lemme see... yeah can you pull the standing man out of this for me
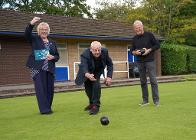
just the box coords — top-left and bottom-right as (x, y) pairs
(25, 17), (59, 114)
(131, 20), (160, 106)
(75, 41), (113, 115)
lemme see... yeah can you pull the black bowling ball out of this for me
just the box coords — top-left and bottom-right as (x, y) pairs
(100, 116), (109, 125)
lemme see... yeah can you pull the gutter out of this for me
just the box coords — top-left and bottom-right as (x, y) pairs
(0, 31), (133, 41)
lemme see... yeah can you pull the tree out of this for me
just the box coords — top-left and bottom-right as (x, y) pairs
(95, 0), (141, 21)
(179, 0), (196, 17)
(138, 0), (195, 44)
(179, 0), (196, 46)
(0, 0), (92, 18)
(0, 0), (7, 9)
(95, 3), (131, 21)
(185, 30), (196, 46)
(94, 0), (195, 45)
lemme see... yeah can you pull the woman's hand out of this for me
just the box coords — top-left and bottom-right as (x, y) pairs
(30, 17), (41, 25)
(46, 54), (55, 60)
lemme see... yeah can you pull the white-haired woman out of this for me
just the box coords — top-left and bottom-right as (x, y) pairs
(25, 17), (59, 115)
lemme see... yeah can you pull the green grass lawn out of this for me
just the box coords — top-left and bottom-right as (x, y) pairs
(0, 81), (196, 140)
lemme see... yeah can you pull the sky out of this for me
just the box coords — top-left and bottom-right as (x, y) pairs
(86, 0), (142, 11)
(86, 0), (126, 10)
(85, 0), (141, 18)
(86, 0), (99, 9)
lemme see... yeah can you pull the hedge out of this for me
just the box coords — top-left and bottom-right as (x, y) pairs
(186, 46), (196, 72)
(161, 43), (187, 75)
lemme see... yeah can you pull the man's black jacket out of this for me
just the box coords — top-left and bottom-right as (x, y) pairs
(131, 31), (160, 62)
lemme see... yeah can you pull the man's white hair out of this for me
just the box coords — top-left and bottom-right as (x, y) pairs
(90, 41), (101, 48)
(133, 20), (143, 26)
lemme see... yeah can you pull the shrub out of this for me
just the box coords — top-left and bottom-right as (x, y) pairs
(186, 46), (196, 72)
(185, 30), (196, 47)
(161, 43), (187, 75)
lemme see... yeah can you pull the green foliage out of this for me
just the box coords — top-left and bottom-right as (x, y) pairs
(0, 0), (6, 8)
(161, 43), (196, 75)
(95, 2), (134, 21)
(1, 0), (92, 17)
(186, 46), (196, 72)
(141, 0), (196, 45)
(161, 43), (187, 75)
(185, 30), (196, 46)
(95, 0), (195, 46)
(142, 0), (191, 37)
(179, 0), (196, 17)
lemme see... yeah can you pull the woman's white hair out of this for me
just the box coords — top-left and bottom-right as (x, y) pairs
(37, 22), (50, 35)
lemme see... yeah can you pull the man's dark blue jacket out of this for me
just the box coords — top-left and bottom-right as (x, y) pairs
(24, 24), (59, 74)
(75, 48), (113, 85)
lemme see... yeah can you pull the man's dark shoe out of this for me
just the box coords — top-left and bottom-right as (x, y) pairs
(154, 101), (160, 106)
(139, 101), (149, 106)
(84, 104), (92, 111)
(89, 105), (99, 115)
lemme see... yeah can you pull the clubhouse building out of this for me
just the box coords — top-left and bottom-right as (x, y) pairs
(0, 9), (161, 86)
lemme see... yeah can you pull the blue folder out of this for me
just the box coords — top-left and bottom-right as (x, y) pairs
(34, 49), (49, 60)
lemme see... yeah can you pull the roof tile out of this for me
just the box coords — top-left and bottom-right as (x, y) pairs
(0, 9), (134, 39)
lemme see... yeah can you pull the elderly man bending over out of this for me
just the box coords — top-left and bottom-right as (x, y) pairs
(75, 41), (113, 115)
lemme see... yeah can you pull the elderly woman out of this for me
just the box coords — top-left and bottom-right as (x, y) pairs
(25, 17), (59, 115)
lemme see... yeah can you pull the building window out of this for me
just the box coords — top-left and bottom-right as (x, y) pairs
(77, 43), (107, 60)
(78, 43), (90, 59)
(56, 41), (68, 66)
(102, 44), (106, 48)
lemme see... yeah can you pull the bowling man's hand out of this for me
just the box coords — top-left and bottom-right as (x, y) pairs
(104, 77), (112, 86)
(85, 73), (97, 81)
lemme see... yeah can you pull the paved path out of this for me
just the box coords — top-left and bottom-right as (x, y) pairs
(0, 75), (187, 98)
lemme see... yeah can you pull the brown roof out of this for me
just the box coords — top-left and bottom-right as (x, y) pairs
(0, 9), (135, 40)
